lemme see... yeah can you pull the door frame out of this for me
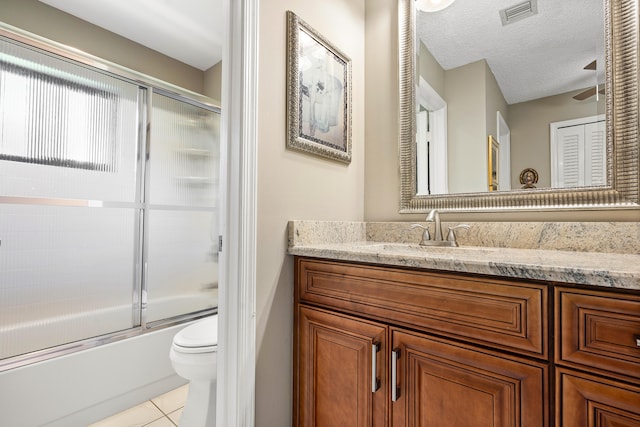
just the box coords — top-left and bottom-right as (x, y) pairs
(218, 0), (258, 425)
(416, 76), (448, 195)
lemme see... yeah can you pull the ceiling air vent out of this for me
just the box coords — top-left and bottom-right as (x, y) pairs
(500, 0), (538, 26)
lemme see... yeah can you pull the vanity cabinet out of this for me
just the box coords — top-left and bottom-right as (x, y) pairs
(293, 257), (549, 426)
(294, 257), (640, 427)
(390, 329), (547, 427)
(296, 305), (388, 427)
(555, 288), (640, 427)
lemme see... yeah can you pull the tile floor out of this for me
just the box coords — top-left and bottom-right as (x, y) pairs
(89, 384), (188, 427)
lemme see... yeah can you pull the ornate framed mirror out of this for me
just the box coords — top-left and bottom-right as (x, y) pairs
(399, 0), (639, 212)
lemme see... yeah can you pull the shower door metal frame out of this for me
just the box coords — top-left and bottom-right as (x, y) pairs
(0, 23), (220, 372)
(140, 87), (221, 330)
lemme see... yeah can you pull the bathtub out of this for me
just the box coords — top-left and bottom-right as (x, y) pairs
(0, 290), (218, 361)
(0, 291), (217, 426)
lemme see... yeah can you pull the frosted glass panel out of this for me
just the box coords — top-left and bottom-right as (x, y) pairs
(0, 32), (221, 367)
(145, 210), (218, 322)
(0, 204), (138, 359)
(148, 93), (220, 207)
(0, 38), (141, 202)
(145, 92), (220, 322)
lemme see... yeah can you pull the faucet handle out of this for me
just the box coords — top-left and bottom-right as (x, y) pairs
(446, 224), (470, 246)
(410, 223), (431, 244)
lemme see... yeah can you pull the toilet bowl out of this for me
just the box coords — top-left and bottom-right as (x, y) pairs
(170, 315), (218, 427)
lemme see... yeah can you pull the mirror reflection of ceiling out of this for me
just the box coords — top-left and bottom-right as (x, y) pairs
(417, 0), (605, 104)
(37, 0), (224, 70)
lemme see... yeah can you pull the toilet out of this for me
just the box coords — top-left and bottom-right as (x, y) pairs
(170, 315), (218, 427)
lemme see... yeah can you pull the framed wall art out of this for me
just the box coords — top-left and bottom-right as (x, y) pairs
(286, 11), (352, 164)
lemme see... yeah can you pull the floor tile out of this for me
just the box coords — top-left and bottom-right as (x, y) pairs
(88, 401), (165, 427)
(167, 407), (184, 426)
(143, 416), (176, 427)
(151, 384), (189, 415)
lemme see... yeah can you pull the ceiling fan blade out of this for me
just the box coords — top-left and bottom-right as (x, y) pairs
(584, 60), (597, 70)
(573, 87), (597, 100)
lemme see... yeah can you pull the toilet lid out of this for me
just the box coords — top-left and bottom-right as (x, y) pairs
(173, 315), (218, 348)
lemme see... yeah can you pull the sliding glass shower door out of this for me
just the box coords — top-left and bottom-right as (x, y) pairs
(144, 92), (220, 323)
(0, 31), (221, 367)
(0, 36), (143, 360)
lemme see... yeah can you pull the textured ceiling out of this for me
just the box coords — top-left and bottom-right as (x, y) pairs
(417, 0), (605, 104)
(38, 0), (224, 71)
(38, 0), (603, 103)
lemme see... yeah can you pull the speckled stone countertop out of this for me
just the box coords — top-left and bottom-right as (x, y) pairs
(288, 220), (640, 290)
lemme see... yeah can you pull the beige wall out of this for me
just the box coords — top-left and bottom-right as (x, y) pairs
(256, 0), (366, 425)
(446, 60), (488, 193)
(365, 0), (400, 220)
(419, 41), (445, 97)
(509, 89), (605, 188)
(204, 61), (223, 104)
(484, 62), (508, 190)
(417, 48), (507, 194)
(0, 0), (205, 94)
(446, 59), (508, 194)
(485, 62), (508, 142)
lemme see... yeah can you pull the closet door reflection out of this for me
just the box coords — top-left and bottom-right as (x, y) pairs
(145, 92), (220, 323)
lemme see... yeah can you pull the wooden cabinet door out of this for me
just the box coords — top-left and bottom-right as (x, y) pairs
(391, 329), (548, 427)
(295, 305), (388, 427)
(555, 288), (640, 383)
(556, 368), (640, 427)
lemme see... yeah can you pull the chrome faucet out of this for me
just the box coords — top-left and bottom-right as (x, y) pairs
(426, 209), (443, 241)
(411, 209), (470, 247)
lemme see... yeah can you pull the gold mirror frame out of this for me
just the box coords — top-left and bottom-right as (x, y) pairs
(399, 0), (639, 212)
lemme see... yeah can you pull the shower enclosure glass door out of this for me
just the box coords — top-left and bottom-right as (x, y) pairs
(145, 92), (220, 324)
(0, 29), (220, 368)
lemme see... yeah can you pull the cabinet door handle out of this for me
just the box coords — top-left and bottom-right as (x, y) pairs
(635, 335), (640, 347)
(372, 342), (380, 392)
(391, 349), (400, 402)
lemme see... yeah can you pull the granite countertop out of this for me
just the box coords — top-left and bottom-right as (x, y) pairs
(288, 220), (640, 290)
